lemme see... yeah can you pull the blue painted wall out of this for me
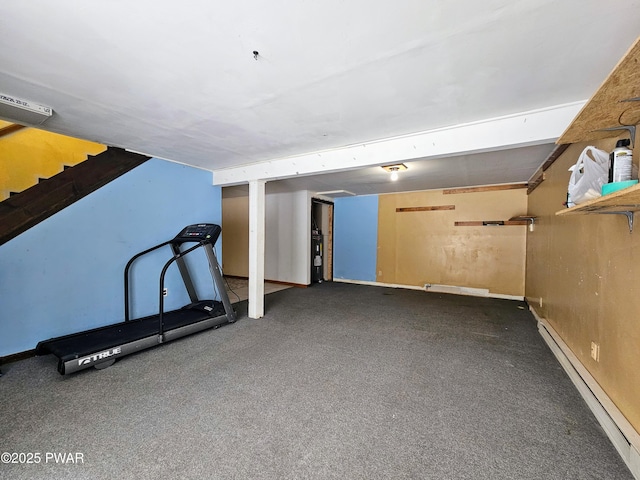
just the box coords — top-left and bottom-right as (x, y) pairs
(333, 195), (378, 282)
(0, 159), (222, 357)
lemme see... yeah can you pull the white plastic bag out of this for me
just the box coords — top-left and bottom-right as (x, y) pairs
(567, 146), (609, 205)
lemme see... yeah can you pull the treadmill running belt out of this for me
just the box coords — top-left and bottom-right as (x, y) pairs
(38, 302), (226, 360)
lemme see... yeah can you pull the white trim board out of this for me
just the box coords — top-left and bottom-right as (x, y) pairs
(531, 308), (640, 480)
(333, 278), (523, 301)
(213, 102), (584, 185)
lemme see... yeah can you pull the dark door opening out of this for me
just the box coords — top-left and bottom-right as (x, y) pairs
(311, 198), (334, 284)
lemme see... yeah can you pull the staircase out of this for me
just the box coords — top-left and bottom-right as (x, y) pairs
(0, 147), (150, 246)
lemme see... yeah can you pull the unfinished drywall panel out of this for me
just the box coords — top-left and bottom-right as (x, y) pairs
(526, 138), (640, 435)
(377, 188), (527, 297)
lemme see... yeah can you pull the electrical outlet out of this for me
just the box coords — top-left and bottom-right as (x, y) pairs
(590, 342), (600, 362)
(163, 288), (168, 297)
(539, 297), (543, 308)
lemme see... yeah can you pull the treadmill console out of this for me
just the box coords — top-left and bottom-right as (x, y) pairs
(173, 224), (222, 245)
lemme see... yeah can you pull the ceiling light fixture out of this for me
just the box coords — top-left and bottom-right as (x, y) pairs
(0, 93), (53, 125)
(381, 163), (407, 181)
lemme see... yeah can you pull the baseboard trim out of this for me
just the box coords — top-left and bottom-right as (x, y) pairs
(266, 279), (308, 288)
(224, 275), (307, 288)
(0, 349), (36, 366)
(333, 278), (523, 301)
(531, 307), (640, 479)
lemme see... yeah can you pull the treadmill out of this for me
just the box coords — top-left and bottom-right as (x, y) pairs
(36, 223), (236, 374)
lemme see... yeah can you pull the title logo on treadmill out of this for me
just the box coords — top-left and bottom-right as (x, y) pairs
(77, 347), (121, 366)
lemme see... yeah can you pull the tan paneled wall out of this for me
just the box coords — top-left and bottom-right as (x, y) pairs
(221, 195), (249, 276)
(221, 189), (312, 284)
(377, 189), (528, 297)
(526, 138), (640, 434)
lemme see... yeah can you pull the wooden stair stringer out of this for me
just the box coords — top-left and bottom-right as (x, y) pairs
(0, 147), (150, 246)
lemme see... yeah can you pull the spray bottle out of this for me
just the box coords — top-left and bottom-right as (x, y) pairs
(608, 138), (633, 183)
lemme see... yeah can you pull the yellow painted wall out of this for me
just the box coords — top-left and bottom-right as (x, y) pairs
(526, 138), (640, 434)
(377, 188), (528, 297)
(0, 124), (106, 200)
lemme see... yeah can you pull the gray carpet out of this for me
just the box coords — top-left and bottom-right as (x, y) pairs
(0, 282), (633, 479)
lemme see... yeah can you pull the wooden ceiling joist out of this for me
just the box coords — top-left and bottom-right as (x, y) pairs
(443, 183), (528, 195)
(396, 205), (455, 212)
(526, 143), (570, 194)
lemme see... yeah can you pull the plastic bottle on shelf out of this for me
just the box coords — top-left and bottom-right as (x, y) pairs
(609, 139), (633, 183)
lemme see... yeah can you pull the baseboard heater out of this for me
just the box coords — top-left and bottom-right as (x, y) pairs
(424, 283), (523, 301)
(333, 279), (522, 301)
(532, 308), (640, 480)
(424, 283), (489, 296)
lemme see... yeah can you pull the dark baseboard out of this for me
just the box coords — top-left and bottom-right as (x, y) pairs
(1, 349), (36, 366)
(267, 279), (309, 288)
(224, 275), (309, 288)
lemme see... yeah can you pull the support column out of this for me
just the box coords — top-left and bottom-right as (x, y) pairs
(248, 179), (266, 319)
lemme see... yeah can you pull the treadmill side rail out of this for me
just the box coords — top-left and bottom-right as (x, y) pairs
(61, 336), (157, 375)
(59, 313), (230, 374)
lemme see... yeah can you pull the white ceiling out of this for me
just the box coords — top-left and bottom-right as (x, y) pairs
(1, 1), (639, 195)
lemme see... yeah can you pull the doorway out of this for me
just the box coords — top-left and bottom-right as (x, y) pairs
(311, 198), (334, 283)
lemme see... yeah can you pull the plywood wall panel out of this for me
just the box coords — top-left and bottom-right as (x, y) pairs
(526, 138), (640, 434)
(221, 195), (249, 276)
(378, 189), (527, 297)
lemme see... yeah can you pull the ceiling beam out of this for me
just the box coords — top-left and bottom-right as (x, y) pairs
(212, 102), (584, 186)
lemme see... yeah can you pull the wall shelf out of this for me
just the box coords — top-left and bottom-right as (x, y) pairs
(455, 220), (529, 227)
(554, 35), (640, 233)
(556, 183), (640, 232)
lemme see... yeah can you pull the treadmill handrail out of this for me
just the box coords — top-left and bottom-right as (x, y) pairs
(157, 241), (204, 338)
(124, 239), (173, 322)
